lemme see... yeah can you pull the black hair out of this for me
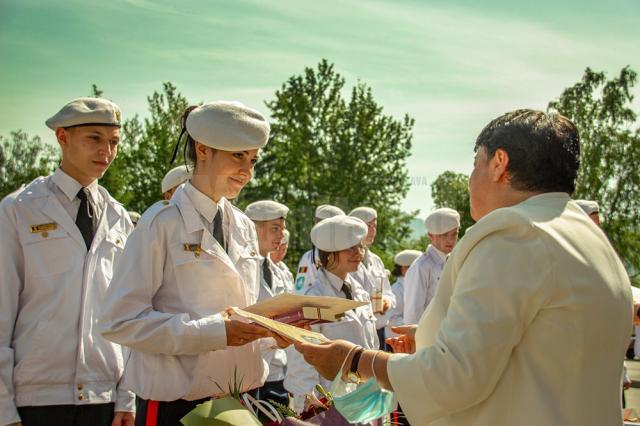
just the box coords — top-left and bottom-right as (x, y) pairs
(182, 106), (199, 167)
(318, 249), (337, 270)
(474, 109), (580, 194)
(391, 264), (403, 278)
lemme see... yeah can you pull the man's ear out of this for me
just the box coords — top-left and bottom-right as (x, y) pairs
(55, 128), (69, 149)
(491, 148), (510, 183)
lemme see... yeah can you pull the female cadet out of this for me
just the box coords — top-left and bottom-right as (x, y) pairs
(99, 101), (276, 426)
(294, 205), (345, 294)
(284, 215), (379, 413)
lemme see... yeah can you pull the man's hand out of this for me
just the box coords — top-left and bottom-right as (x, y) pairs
(634, 303), (640, 325)
(386, 325), (418, 354)
(294, 339), (357, 380)
(112, 411), (135, 426)
(225, 319), (271, 346)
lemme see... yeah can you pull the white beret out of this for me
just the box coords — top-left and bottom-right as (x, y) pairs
(425, 208), (460, 235)
(311, 216), (368, 252)
(394, 249), (423, 266)
(281, 229), (290, 245)
(128, 211), (141, 224)
(46, 97), (121, 130)
(185, 101), (270, 151)
(161, 165), (192, 193)
(245, 200), (289, 221)
(575, 199), (599, 215)
(349, 206), (377, 223)
(315, 204), (345, 220)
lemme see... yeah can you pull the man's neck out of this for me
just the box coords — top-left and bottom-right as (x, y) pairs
(59, 163), (95, 187)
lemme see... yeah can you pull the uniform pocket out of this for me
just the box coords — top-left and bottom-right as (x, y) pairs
(21, 228), (75, 278)
(14, 321), (72, 385)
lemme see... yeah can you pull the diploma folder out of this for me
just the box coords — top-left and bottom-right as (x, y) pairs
(242, 293), (367, 320)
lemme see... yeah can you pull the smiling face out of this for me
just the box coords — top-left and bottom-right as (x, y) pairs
(193, 143), (259, 201)
(255, 218), (286, 256)
(326, 243), (365, 278)
(56, 125), (120, 186)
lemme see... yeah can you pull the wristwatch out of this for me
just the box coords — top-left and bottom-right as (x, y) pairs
(347, 347), (365, 383)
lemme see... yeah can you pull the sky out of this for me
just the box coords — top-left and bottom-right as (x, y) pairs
(1, 0), (639, 218)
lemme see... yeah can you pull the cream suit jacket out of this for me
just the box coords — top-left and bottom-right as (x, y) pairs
(388, 193), (632, 426)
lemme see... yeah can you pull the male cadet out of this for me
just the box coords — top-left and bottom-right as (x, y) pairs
(244, 200), (293, 410)
(294, 204), (345, 294)
(349, 206), (396, 348)
(271, 229), (294, 288)
(575, 199), (600, 226)
(403, 207), (460, 325)
(161, 165), (191, 200)
(0, 98), (135, 426)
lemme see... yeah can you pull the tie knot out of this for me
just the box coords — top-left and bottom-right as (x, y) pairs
(77, 187), (90, 201)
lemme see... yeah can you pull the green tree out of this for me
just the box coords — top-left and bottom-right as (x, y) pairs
(549, 66), (640, 282)
(239, 60), (415, 269)
(101, 82), (190, 212)
(0, 131), (59, 198)
(430, 171), (475, 236)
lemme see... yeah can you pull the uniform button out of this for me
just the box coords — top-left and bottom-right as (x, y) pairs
(77, 384), (83, 390)
(42, 231), (48, 238)
(78, 394), (84, 401)
(116, 239), (121, 246)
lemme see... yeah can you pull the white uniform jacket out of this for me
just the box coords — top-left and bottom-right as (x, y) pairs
(274, 261), (294, 289)
(284, 269), (379, 412)
(0, 171), (134, 425)
(294, 249), (319, 294)
(258, 256), (294, 382)
(387, 193), (633, 425)
(99, 183), (267, 402)
(385, 277), (405, 339)
(402, 245), (447, 325)
(350, 249), (396, 329)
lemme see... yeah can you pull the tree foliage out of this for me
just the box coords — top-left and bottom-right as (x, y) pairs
(0, 131), (58, 198)
(549, 67), (640, 281)
(238, 60), (416, 268)
(101, 82), (190, 212)
(430, 171), (475, 237)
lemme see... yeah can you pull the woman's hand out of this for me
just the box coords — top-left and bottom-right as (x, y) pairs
(224, 319), (270, 346)
(294, 339), (357, 380)
(386, 325), (418, 354)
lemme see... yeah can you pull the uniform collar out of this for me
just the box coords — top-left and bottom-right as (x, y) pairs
(52, 167), (99, 202)
(427, 244), (448, 264)
(323, 269), (351, 293)
(183, 181), (224, 223)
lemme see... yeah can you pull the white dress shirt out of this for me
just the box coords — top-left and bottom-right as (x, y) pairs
(403, 245), (447, 325)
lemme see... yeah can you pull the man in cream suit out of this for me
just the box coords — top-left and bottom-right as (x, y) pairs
(293, 109), (633, 426)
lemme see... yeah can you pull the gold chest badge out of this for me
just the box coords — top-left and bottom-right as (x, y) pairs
(184, 243), (202, 258)
(30, 222), (57, 238)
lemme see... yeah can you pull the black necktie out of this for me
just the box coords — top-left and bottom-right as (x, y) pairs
(263, 259), (274, 289)
(212, 208), (225, 250)
(341, 282), (353, 300)
(76, 188), (97, 250)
